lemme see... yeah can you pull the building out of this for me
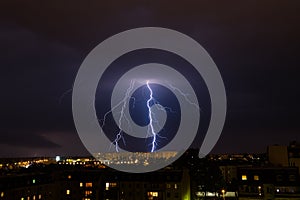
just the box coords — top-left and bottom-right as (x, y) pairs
(268, 145), (289, 167)
(0, 172), (56, 200)
(238, 167), (300, 200)
(0, 165), (190, 200)
(289, 141), (300, 174)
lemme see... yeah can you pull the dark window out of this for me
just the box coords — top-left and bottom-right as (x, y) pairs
(289, 175), (296, 181)
(276, 175), (283, 182)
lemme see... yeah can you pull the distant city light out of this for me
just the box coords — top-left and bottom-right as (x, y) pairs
(55, 156), (61, 162)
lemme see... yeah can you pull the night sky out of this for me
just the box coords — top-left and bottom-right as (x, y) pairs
(0, 0), (299, 157)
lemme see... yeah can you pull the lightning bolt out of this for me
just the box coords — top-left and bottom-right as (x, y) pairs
(99, 80), (199, 153)
(146, 81), (157, 152)
(59, 88), (73, 105)
(167, 83), (200, 110)
(99, 80), (136, 152)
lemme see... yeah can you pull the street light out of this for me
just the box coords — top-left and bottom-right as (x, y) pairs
(221, 189), (226, 200)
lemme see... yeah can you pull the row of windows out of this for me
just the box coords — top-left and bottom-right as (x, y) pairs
(79, 182), (93, 187)
(105, 182), (117, 190)
(68, 182), (180, 191)
(64, 179), (182, 189)
(242, 175), (259, 181)
(19, 194), (42, 200)
(66, 189), (92, 196)
(242, 174), (296, 181)
(166, 183), (179, 189)
(0, 192), (44, 200)
(11, 188), (181, 200)
(120, 183), (176, 189)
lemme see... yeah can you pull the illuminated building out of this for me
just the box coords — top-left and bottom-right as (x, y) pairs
(238, 167), (300, 200)
(0, 166), (190, 200)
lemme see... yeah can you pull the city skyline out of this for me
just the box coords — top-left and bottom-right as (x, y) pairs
(1, 143), (300, 200)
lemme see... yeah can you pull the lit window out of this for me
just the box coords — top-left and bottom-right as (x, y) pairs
(80, 182), (83, 187)
(68, 175), (72, 179)
(21, 198), (24, 200)
(254, 175), (259, 181)
(242, 175), (247, 180)
(85, 190), (92, 196)
(66, 190), (70, 195)
(147, 192), (158, 197)
(174, 184), (178, 189)
(109, 182), (117, 187)
(33, 195), (36, 200)
(105, 182), (117, 190)
(32, 179), (36, 184)
(0, 192), (3, 197)
(38, 194), (41, 199)
(86, 182), (93, 187)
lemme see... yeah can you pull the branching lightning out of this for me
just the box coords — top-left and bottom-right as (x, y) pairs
(99, 80), (199, 153)
(167, 83), (200, 110)
(99, 80), (136, 152)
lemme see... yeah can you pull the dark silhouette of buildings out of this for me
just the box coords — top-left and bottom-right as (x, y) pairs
(1, 142), (300, 200)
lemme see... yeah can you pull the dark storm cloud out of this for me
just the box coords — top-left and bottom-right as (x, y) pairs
(0, 0), (299, 155)
(0, 130), (90, 157)
(0, 23), (80, 130)
(0, 130), (60, 148)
